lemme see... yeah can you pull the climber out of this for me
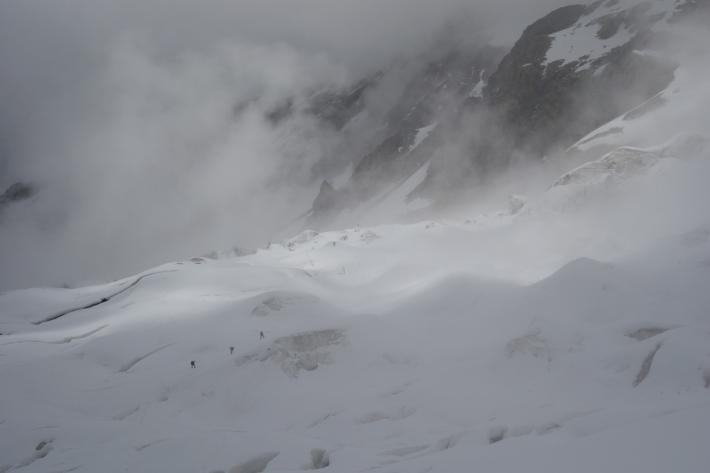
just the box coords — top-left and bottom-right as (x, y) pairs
(229, 346), (235, 355)
(260, 331), (265, 340)
(190, 360), (196, 368)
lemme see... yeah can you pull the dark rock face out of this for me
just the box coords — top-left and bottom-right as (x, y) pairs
(308, 75), (380, 131)
(484, 5), (588, 156)
(485, 1), (677, 158)
(232, 74), (379, 130)
(1, 182), (35, 206)
(265, 98), (294, 125)
(349, 45), (503, 191)
(306, 0), (701, 228)
(311, 180), (341, 213)
(304, 43), (504, 226)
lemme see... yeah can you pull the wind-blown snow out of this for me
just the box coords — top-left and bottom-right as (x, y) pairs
(2, 136), (710, 472)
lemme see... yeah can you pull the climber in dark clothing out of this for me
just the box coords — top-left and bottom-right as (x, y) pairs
(259, 331), (265, 340)
(229, 346), (235, 355)
(190, 360), (196, 368)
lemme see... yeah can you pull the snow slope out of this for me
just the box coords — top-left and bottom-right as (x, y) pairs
(2, 139), (710, 472)
(568, 16), (710, 155)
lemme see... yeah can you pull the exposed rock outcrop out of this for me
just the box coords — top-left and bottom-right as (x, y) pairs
(0, 182), (35, 207)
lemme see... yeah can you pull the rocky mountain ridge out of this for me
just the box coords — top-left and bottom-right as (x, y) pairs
(305, 0), (707, 229)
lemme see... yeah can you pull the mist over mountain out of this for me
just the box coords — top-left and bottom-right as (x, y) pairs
(0, 0), (578, 290)
(2, 1), (708, 290)
(2, 2), (710, 472)
(304, 0), (709, 229)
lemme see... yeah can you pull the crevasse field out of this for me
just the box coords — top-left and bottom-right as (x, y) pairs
(2, 134), (710, 472)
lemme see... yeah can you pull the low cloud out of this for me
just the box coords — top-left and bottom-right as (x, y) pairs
(0, 0), (623, 289)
